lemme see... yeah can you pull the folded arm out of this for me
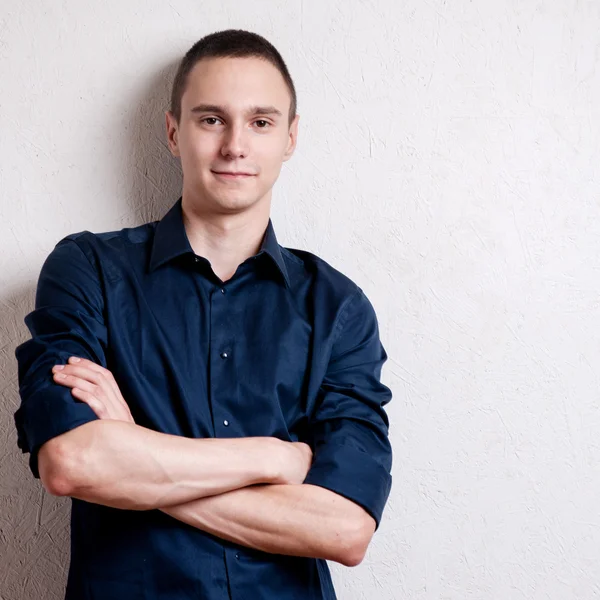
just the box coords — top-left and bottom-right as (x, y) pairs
(44, 287), (392, 566)
(163, 287), (393, 566)
(15, 237), (391, 565)
(38, 419), (305, 511)
(14, 237), (310, 510)
(161, 482), (375, 567)
(44, 358), (372, 565)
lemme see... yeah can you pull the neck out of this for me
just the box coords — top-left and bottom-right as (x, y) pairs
(180, 191), (272, 282)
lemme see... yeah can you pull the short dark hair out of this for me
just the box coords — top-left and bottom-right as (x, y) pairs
(170, 29), (297, 126)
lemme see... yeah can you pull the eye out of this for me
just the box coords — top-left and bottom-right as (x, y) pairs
(201, 117), (223, 125)
(254, 119), (271, 128)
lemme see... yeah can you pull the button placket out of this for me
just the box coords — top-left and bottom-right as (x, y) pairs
(212, 286), (231, 435)
(210, 284), (235, 437)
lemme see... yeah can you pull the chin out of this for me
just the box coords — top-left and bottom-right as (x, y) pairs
(213, 185), (267, 205)
(213, 194), (260, 212)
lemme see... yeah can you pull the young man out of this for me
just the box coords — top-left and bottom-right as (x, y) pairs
(14, 29), (393, 600)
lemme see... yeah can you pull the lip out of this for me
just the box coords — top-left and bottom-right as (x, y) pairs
(212, 171), (255, 179)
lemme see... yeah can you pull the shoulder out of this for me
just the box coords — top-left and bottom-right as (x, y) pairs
(60, 220), (156, 254)
(282, 246), (382, 328)
(280, 246), (373, 328)
(49, 221), (157, 271)
(282, 247), (359, 295)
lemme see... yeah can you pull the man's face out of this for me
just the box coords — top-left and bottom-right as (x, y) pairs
(166, 56), (298, 215)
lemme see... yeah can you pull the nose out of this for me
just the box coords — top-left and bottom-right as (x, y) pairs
(220, 123), (248, 159)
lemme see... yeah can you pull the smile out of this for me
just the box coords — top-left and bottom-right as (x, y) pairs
(212, 171), (255, 180)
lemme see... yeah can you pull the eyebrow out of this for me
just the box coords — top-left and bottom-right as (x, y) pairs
(190, 104), (283, 118)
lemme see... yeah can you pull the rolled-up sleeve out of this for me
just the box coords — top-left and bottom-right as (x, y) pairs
(14, 236), (105, 478)
(304, 287), (393, 529)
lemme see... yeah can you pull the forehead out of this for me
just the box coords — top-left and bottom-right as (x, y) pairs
(181, 56), (291, 114)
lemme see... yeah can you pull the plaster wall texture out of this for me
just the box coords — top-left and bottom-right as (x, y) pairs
(1, 0), (599, 598)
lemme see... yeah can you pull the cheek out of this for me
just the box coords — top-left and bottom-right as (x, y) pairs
(257, 138), (288, 174)
(261, 150), (286, 182)
(180, 140), (213, 175)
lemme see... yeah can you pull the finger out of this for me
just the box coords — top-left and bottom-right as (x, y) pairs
(61, 361), (131, 416)
(53, 367), (123, 419)
(66, 356), (105, 373)
(57, 359), (134, 423)
(61, 377), (131, 422)
(53, 372), (100, 396)
(53, 364), (105, 386)
(67, 357), (124, 399)
(54, 365), (120, 406)
(57, 371), (133, 423)
(70, 388), (108, 419)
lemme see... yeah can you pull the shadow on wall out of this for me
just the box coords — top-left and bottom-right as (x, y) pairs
(0, 59), (183, 600)
(122, 57), (184, 227)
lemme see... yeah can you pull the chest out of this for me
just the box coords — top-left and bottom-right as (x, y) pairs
(102, 269), (317, 441)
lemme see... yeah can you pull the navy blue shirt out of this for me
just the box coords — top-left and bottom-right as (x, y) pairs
(14, 196), (393, 600)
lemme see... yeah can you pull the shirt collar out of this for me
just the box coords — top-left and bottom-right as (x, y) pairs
(149, 197), (290, 288)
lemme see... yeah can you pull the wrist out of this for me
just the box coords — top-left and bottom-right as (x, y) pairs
(250, 437), (285, 484)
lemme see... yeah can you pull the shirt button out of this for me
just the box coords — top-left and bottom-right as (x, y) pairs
(220, 288), (225, 294)
(224, 420), (229, 426)
(220, 352), (228, 359)
(194, 256), (200, 263)
(235, 552), (240, 560)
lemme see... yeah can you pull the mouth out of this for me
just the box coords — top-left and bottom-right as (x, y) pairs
(211, 170), (255, 180)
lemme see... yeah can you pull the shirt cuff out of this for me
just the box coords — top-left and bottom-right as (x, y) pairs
(14, 385), (100, 478)
(303, 441), (392, 529)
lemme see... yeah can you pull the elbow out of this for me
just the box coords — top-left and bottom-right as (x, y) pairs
(45, 474), (73, 498)
(337, 550), (365, 568)
(336, 538), (369, 568)
(332, 512), (376, 567)
(38, 437), (83, 498)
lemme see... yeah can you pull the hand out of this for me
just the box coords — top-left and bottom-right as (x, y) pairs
(275, 441), (313, 485)
(51, 357), (135, 424)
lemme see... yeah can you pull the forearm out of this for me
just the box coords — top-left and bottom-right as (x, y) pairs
(41, 419), (280, 510)
(160, 483), (374, 567)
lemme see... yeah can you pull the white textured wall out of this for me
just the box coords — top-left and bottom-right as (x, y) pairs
(1, 1), (599, 598)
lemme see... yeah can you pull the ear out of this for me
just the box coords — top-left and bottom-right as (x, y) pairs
(165, 110), (181, 158)
(282, 113), (300, 162)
